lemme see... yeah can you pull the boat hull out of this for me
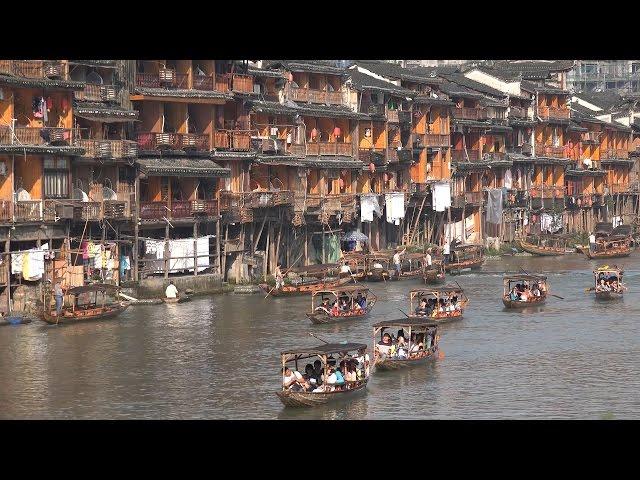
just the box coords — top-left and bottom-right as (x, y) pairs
(584, 249), (631, 259)
(260, 277), (351, 297)
(41, 302), (130, 325)
(374, 350), (437, 371)
(445, 259), (484, 272)
(407, 312), (463, 324)
(594, 291), (624, 300)
(365, 271), (390, 282)
(163, 295), (191, 304)
(306, 308), (372, 325)
(502, 296), (547, 308)
(519, 240), (565, 256)
(423, 269), (445, 284)
(276, 380), (368, 407)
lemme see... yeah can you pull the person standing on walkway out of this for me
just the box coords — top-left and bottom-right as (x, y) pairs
(443, 240), (450, 265)
(393, 247), (406, 278)
(54, 282), (64, 316)
(589, 232), (596, 253)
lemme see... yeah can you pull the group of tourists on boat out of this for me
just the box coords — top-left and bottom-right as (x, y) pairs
(282, 353), (370, 393)
(507, 281), (546, 302)
(375, 329), (435, 360)
(595, 271), (625, 293)
(414, 295), (461, 317)
(315, 293), (367, 315)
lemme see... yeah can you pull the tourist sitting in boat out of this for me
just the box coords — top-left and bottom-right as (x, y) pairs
(532, 284), (541, 297)
(315, 298), (331, 314)
(410, 333), (424, 354)
(595, 279), (611, 292)
(377, 333), (394, 356)
(339, 263), (353, 278)
(165, 280), (178, 299)
(283, 366), (309, 392)
(313, 360), (324, 386)
(509, 287), (520, 301)
(356, 293), (366, 309)
(415, 298), (429, 316)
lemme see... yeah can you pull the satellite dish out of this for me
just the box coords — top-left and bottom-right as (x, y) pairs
(102, 187), (117, 200)
(73, 188), (89, 202)
(16, 188), (31, 201)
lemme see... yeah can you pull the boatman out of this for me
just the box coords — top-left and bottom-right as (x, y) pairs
(393, 247), (406, 278)
(165, 280), (178, 299)
(275, 263), (285, 289)
(443, 240), (450, 265)
(589, 232), (596, 254)
(425, 249), (432, 268)
(54, 281), (64, 316)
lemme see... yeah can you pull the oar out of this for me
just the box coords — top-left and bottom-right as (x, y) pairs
(584, 287), (595, 293)
(264, 252), (304, 299)
(308, 332), (329, 344)
(550, 294), (565, 300)
(397, 308), (409, 318)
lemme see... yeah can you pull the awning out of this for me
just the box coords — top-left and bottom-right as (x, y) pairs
(74, 104), (139, 123)
(137, 158), (230, 177)
(255, 155), (305, 167)
(303, 156), (364, 169)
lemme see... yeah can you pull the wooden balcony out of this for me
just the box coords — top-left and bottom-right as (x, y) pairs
(139, 200), (218, 220)
(0, 60), (66, 79)
(398, 111), (412, 124)
(307, 142), (352, 156)
(530, 185), (565, 199)
(509, 106), (528, 119)
(288, 86), (343, 105)
(192, 73), (230, 92)
(14, 200), (43, 222)
(451, 149), (480, 162)
(0, 126), (75, 146)
(77, 139), (137, 159)
(608, 184), (629, 194)
(535, 144), (566, 158)
(213, 130), (230, 149)
(231, 131), (253, 151)
(452, 107), (487, 121)
(74, 84), (118, 102)
(136, 71), (189, 89)
(538, 106), (570, 121)
(509, 143), (533, 156)
(358, 147), (385, 163)
(602, 148), (629, 159)
(386, 109), (399, 123)
(230, 74), (254, 94)
(484, 151), (508, 162)
(73, 202), (102, 221)
(504, 189), (529, 207)
(136, 132), (210, 152)
(424, 133), (450, 147)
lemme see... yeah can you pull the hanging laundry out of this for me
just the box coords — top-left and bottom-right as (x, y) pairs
(504, 169), (513, 189)
(486, 189), (503, 224)
(433, 182), (452, 212)
(41, 97), (48, 123)
(385, 193), (405, 224)
(360, 194), (381, 222)
(11, 252), (24, 275)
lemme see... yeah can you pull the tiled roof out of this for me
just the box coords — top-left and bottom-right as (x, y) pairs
(441, 73), (507, 99)
(353, 61), (442, 84)
(137, 158), (230, 177)
(262, 60), (345, 75)
(346, 69), (415, 97)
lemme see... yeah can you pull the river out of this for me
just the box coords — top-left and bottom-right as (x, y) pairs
(1, 253), (639, 419)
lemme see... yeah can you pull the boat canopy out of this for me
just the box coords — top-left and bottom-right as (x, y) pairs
(281, 342), (367, 357)
(287, 263), (339, 275)
(312, 285), (370, 296)
(503, 274), (547, 282)
(410, 285), (465, 295)
(373, 318), (438, 328)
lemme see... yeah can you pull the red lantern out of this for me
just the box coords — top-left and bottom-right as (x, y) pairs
(333, 126), (341, 138)
(369, 162), (375, 173)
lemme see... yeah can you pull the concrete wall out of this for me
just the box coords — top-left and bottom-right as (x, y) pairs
(130, 273), (224, 299)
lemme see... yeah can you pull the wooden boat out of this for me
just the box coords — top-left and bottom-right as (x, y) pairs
(445, 244), (485, 273)
(581, 235), (632, 259)
(502, 274), (548, 308)
(591, 265), (625, 300)
(306, 286), (376, 324)
(259, 276), (352, 297)
(407, 285), (468, 323)
(518, 235), (567, 256)
(397, 253), (428, 279)
(372, 319), (440, 371)
(277, 342), (370, 407)
(41, 283), (130, 325)
(163, 294), (192, 304)
(424, 260), (446, 285)
(0, 316), (32, 327)
(364, 254), (392, 282)
(340, 253), (367, 280)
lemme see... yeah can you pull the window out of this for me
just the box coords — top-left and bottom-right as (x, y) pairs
(43, 157), (69, 198)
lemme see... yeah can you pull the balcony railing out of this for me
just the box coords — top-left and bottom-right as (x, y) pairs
(424, 133), (450, 147)
(538, 106), (570, 120)
(136, 71), (189, 89)
(139, 200), (218, 220)
(231, 131), (253, 151)
(358, 147), (385, 163)
(14, 200), (43, 222)
(509, 106), (528, 119)
(608, 184), (629, 193)
(0, 126), (75, 146)
(77, 139), (138, 159)
(483, 152), (508, 162)
(509, 143), (533, 156)
(288, 86), (343, 105)
(136, 132), (210, 152)
(0, 60), (66, 79)
(306, 142), (352, 156)
(535, 144), (566, 158)
(452, 107), (487, 121)
(602, 148), (630, 159)
(503, 189), (529, 207)
(386, 109), (399, 123)
(0, 200), (12, 222)
(451, 149), (480, 162)
(230, 74), (254, 93)
(530, 185), (566, 199)
(74, 84), (118, 102)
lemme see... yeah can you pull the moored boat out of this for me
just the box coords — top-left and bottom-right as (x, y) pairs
(41, 283), (130, 325)
(502, 274), (548, 308)
(445, 244), (485, 273)
(581, 235), (632, 259)
(591, 265), (625, 300)
(372, 319), (440, 371)
(518, 235), (567, 256)
(397, 253), (428, 279)
(364, 254), (392, 282)
(407, 285), (468, 323)
(306, 286), (376, 324)
(259, 276), (352, 297)
(277, 342), (370, 407)
(423, 260), (446, 284)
